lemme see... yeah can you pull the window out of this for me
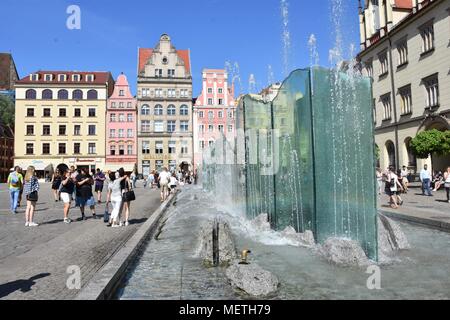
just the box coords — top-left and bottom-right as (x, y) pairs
(59, 143), (66, 155)
(73, 90), (83, 100)
(208, 88), (213, 94)
(208, 111), (214, 119)
(180, 121), (189, 132)
(86, 74), (94, 82)
(154, 121), (164, 133)
(27, 108), (34, 117)
(141, 120), (151, 132)
(181, 141), (188, 154)
(365, 60), (373, 78)
(30, 74), (39, 81)
(209, 140), (214, 147)
(399, 85), (412, 115)
(44, 74), (53, 82)
(43, 108), (51, 117)
(155, 89), (162, 97)
(59, 125), (67, 136)
(59, 109), (67, 117)
(168, 141), (176, 154)
(141, 105), (150, 115)
(110, 129), (116, 138)
(58, 74), (66, 82)
(208, 98), (213, 105)
(155, 141), (164, 154)
(72, 74), (80, 82)
(167, 120), (176, 133)
(208, 125), (214, 132)
(397, 40), (408, 66)
(199, 111), (204, 118)
(218, 111), (223, 118)
(218, 125), (224, 132)
(119, 90), (124, 96)
(74, 108), (81, 117)
(141, 88), (150, 97)
(423, 74), (439, 108)
(127, 129), (133, 138)
(74, 125), (81, 136)
(88, 125), (96, 136)
(26, 143), (34, 155)
(180, 105), (189, 116)
(127, 145), (133, 155)
(199, 125), (204, 133)
(26, 89), (36, 100)
(218, 99), (223, 105)
(180, 89), (188, 97)
(88, 108), (96, 117)
(58, 90), (68, 100)
(154, 105), (163, 115)
(119, 145), (125, 156)
(110, 145), (116, 156)
(168, 69), (175, 77)
(168, 89), (176, 97)
(119, 102), (124, 108)
(127, 114), (133, 122)
(74, 143), (81, 154)
(119, 114), (125, 122)
(155, 69), (162, 77)
(142, 141), (150, 154)
(228, 111), (233, 118)
(218, 88), (223, 94)
(379, 51), (388, 76)
(420, 22), (434, 54)
(111, 102), (116, 108)
(118, 129), (124, 138)
(381, 94), (392, 121)
(228, 125), (233, 133)
(26, 125), (34, 136)
(168, 105), (176, 115)
(87, 90), (98, 100)
(42, 89), (53, 100)
(199, 141), (205, 150)
(88, 143), (96, 154)
(42, 143), (50, 155)
(43, 125), (51, 136)
(110, 113), (116, 122)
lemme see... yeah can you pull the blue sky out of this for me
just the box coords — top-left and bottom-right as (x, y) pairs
(0, 0), (360, 96)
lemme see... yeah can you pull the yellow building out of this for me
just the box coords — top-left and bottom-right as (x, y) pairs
(14, 71), (115, 177)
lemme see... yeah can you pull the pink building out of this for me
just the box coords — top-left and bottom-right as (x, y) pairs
(106, 74), (137, 172)
(193, 69), (236, 168)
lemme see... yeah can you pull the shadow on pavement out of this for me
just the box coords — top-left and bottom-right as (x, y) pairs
(129, 218), (147, 225)
(0, 273), (50, 299)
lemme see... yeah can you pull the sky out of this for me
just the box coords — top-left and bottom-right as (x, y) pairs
(0, 0), (360, 96)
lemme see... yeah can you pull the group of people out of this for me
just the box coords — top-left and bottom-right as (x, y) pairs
(7, 165), (135, 228)
(377, 165), (450, 209)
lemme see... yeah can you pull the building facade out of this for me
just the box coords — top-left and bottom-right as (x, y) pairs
(0, 123), (14, 181)
(358, 0), (450, 173)
(106, 74), (137, 173)
(0, 53), (19, 98)
(137, 34), (193, 175)
(14, 71), (114, 177)
(193, 69), (236, 168)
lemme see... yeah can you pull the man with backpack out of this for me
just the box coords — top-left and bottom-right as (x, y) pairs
(7, 166), (24, 214)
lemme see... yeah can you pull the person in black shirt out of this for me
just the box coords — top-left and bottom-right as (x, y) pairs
(60, 170), (75, 224)
(118, 168), (132, 226)
(76, 168), (97, 220)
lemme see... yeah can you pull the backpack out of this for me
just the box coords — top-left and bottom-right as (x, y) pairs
(10, 173), (19, 184)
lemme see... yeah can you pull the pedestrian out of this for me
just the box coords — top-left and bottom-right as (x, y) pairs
(23, 166), (40, 227)
(106, 172), (127, 228)
(131, 171), (137, 189)
(76, 167), (97, 220)
(387, 166), (403, 209)
(420, 164), (433, 196)
(401, 166), (409, 193)
(118, 168), (133, 226)
(94, 168), (106, 203)
(60, 169), (75, 224)
(396, 169), (405, 204)
(149, 171), (155, 189)
(7, 166), (24, 214)
(169, 173), (178, 194)
(158, 167), (171, 202)
(51, 169), (62, 202)
(444, 167), (450, 204)
(432, 171), (444, 192)
(17, 167), (25, 208)
(155, 171), (160, 189)
(376, 168), (383, 195)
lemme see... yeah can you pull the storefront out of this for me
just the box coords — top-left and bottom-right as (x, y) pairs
(14, 160), (54, 180)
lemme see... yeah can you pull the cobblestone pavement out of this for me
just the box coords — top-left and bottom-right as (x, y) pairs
(378, 182), (450, 228)
(0, 182), (161, 300)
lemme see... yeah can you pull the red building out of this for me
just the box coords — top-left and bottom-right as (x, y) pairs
(193, 69), (235, 169)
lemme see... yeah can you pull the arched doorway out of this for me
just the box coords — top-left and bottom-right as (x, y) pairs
(404, 137), (417, 172)
(385, 140), (396, 168)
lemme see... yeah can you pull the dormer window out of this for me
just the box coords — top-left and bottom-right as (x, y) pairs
(86, 74), (95, 82)
(72, 74), (81, 82)
(58, 74), (67, 82)
(44, 74), (53, 82)
(30, 74), (39, 81)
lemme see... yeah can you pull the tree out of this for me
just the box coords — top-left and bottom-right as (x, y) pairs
(409, 129), (450, 159)
(0, 95), (15, 134)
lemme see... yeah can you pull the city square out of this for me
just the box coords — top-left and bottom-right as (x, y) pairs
(0, 0), (449, 308)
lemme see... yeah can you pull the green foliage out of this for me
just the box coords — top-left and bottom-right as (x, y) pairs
(375, 144), (380, 160)
(410, 129), (450, 159)
(0, 94), (15, 127)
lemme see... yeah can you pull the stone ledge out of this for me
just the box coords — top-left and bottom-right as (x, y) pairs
(380, 210), (450, 233)
(75, 191), (179, 300)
